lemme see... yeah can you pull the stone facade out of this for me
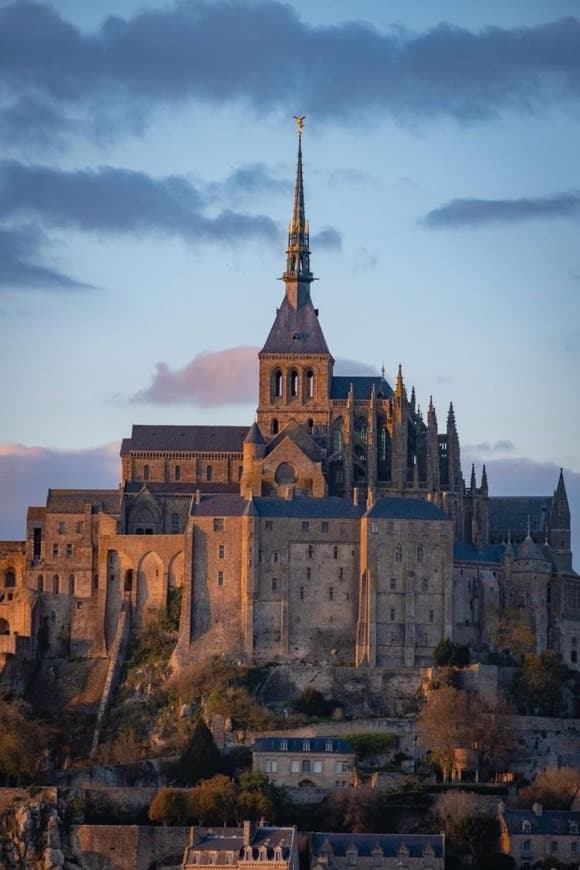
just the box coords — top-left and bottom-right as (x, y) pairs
(498, 804), (580, 869)
(252, 737), (356, 789)
(0, 130), (578, 680)
(311, 832), (444, 870)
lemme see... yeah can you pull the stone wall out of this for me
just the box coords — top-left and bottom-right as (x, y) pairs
(67, 824), (190, 870)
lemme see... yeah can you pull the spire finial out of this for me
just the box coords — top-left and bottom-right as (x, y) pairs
(395, 363), (404, 398)
(381, 362), (385, 380)
(283, 116), (313, 300)
(293, 115), (306, 136)
(526, 514), (531, 538)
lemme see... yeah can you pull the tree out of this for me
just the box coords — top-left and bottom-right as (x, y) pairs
(149, 788), (190, 826)
(433, 638), (470, 668)
(435, 791), (500, 863)
(518, 767), (580, 810)
(295, 686), (335, 717)
(176, 717), (222, 785)
(513, 651), (568, 716)
(188, 775), (238, 825)
(492, 607), (536, 660)
(237, 771), (276, 822)
(417, 686), (515, 780)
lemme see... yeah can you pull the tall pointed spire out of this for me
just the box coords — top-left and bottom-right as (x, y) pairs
(395, 364), (405, 399)
(283, 117), (313, 307)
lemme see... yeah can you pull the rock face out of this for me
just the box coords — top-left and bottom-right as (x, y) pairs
(0, 790), (65, 869)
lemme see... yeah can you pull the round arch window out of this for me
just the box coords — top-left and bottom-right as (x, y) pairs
(275, 463), (297, 485)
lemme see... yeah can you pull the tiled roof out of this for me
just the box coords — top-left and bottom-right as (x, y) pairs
(46, 490), (119, 514)
(330, 376), (393, 400)
(125, 425), (248, 453)
(312, 832), (444, 859)
(260, 297), (330, 355)
(192, 495), (250, 517)
(502, 808), (580, 835)
(251, 497), (364, 519)
(253, 737), (354, 754)
(489, 496), (552, 540)
(366, 497), (449, 521)
(454, 542), (505, 564)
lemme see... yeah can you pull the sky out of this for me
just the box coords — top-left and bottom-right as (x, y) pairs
(0, 0), (579, 554)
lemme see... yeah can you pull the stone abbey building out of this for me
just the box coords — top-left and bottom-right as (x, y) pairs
(0, 130), (578, 677)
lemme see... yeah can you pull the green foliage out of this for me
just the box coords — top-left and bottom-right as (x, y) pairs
(344, 733), (399, 759)
(433, 638), (470, 668)
(149, 788), (190, 826)
(513, 651), (569, 716)
(176, 717), (222, 786)
(295, 686), (336, 717)
(435, 790), (499, 861)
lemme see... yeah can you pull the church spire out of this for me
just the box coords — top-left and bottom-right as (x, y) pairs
(283, 117), (313, 307)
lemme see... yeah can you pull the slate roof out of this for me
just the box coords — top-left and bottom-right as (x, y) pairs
(312, 832), (444, 859)
(517, 534), (545, 561)
(502, 808), (580, 835)
(454, 542), (505, 564)
(183, 826), (295, 866)
(253, 737), (354, 754)
(192, 495), (250, 517)
(123, 481), (239, 496)
(250, 497), (365, 519)
(489, 496), (552, 540)
(46, 490), (119, 514)
(260, 296), (330, 355)
(122, 425), (248, 454)
(366, 497), (449, 521)
(330, 376), (393, 400)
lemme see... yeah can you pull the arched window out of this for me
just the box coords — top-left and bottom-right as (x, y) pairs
(332, 424), (343, 453)
(206, 465), (213, 482)
(306, 369), (314, 399)
(37, 574), (44, 592)
(395, 544), (402, 563)
(5, 570), (15, 588)
(53, 574), (60, 594)
(68, 574), (75, 595)
(307, 418), (314, 433)
(271, 418), (279, 435)
(171, 512), (180, 534)
(175, 465), (181, 481)
(417, 545), (424, 563)
(143, 464), (150, 481)
(273, 369), (283, 398)
(289, 369), (299, 397)
(356, 417), (368, 445)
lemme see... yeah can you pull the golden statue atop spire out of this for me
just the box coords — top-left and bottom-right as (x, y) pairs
(293, 115), (306, 136)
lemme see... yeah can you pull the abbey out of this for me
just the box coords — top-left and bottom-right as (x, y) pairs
(0, 131), (578, 676)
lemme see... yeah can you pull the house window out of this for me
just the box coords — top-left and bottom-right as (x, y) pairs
(333, 545), (339, 559)
(66, 544), (73, 557)
(306, 567), (311, 579)
(371, 521), (378, 534)
(5, 570), (15, 588)
(289, 369), (299, 397)
(68, 574), (75, 595)
(339, 567), (344, 580)
(280, 740), (288, 750)
(522, 841), (530, 853)
(76, 521), (84, 534)
(329, 587), (334, 601)
(572, 650), (578, 664)
(395, 544), (402, 562)
(336, 780), (348, 789)
(264, 759), (278, 773)
(308, 545), (313, 559)
(273, 551), (279, 563)
(321, 521), (329, 532)
(325, 741), (333, 752)
(206, 465), (212, 482)
(571, 841), (577, 852)
(213, 518), (224, 532)
(422, 578), (429, 592)
(429, 609), (434, 623)
(390, 577), (397, 590)
(522, 821), (531, 833)
(273, 369), (283, 397)
(271, 419), (279, 435)
(300, 587), (304, 600)
(217, 571), (224, 586)
(143, 464), (150, 481)
(53, 574), (60, 594)
(302, 521), (309, 532)
(272, 578), (277, 592)
(306, 369), (314, 398)
(551, 842), (558, 853)
(52, 544), (59, 558)
(218, 544), (225, 559)
(290, 760), (300, 773)
(175, 465), (181, 481)
(302, 740), (310, 751)
(417, 545), (424, 562)
(58, 521), (65, 534)
(390, 608), (396, 621)
(37, 575), (44, 592)
(171, 513), (180, 534)
(312, 761), (322, 773)
(336, 761), (348, 773)
(265, 520), (273, 531)
(301, 760), (311, 773)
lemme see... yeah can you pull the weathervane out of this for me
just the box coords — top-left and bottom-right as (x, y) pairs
(293, 115), (306, 136)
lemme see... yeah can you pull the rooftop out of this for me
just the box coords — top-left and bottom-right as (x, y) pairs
(253, 737), (354, 754)
(122, 424), (248, 455)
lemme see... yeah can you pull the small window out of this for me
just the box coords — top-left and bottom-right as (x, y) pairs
(52, 544), (59, 558)
(53, 574), (60, 594)
(395, 544), (402, 562)
(301, 759), (311, 773)
(302, 521), (309, 532)
(306, 370), (314, 398)
(76, 521), (84, 534)
(143, 464), (150, 481)
(321, 521), (329, 533)
(333, 545), (338, 559)
(522, 840), (530, 853)
(308, 545), (313, 559)
(522, 821), (531, 833)
(265, 520), (273, 531)
(290, 369), (299, 397)
(271, 418), (279, 435)
(175, 464), (181, 481)
(206, 465), (213, 482)
(290, 760), (300, 773)
(417, 545), (424, 562)
(390, 608), (396, 621)
(66, 543), (73, 557)
(273, 551), (279, 563)
(300, 586), (304, 600)
(422, 578), (429, 592)
(213, 518), (224, 532)
(68, 574), (75, 595)
(329, 587), (334, 601)
(273, 369), (283, 398)
(339, 567), (344, 580)
(312, 760), (322, 774)
(37, 575), (44, 592)
(429, 609), (434, 623)
(335, 761), (348, 773)
(217, 571), (224, 587)
(302, 740), (310, 751)
(272, 578), (277, 592)
(572, 650), (577, 664)
(58, 521), (65, 534)
(5, 570), (16, 588)
(218, 544), (225, 559)
(280, 740), (288, 751)
(325, 741), (333, 752)
(371, 521), (378, 534)
(390, 577), (397, 591)
(171, 513), (180, 534)
(551, 841), (558, 853)
(306, 567), (311, 580)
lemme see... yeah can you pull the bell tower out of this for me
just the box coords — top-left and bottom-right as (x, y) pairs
(257, 118), (334, 438)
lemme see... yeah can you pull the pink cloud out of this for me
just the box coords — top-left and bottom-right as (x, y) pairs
(0, 442), (119, 539)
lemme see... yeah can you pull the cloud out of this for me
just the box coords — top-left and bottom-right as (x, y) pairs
(467, 439), (517, 454)
(462, 453), (580, 563)
(2, 3), (580, 145)
(0, 442), (119, 539)
(205, 163), (292, 203)
(0, 160), (280, 245)
(311, 227), (342, 251)
(424, 192), (580, 228)
(131, 346), (259, 406)
(334, 358), (379, 376)
(352, 246), (378, 272)
(0, 225), (92, 291)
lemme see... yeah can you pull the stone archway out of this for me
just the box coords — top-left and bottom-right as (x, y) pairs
(0, 618), (10, 635)
(137, 551), (165, 626)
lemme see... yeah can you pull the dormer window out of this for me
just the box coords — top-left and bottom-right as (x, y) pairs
(325, 741), (333, 752)
(244, 846), (253, 861)
(274, 847), (283, 861)
(522, 820), (531, 833)
(280, 740), (288, 750)
(302, 740), (310, 751)
(259, 847), (268, 861)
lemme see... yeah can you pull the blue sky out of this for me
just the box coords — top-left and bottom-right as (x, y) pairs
(0, 0), (579, 550)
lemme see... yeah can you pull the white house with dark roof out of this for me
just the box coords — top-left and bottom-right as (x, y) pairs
(498, 803), (580, 869)
(181, 822), (299, 870)
(252, 737), (356, 790)
(311, 832), (444, 870)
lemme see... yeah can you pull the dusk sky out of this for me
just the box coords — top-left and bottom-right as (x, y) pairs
(0, 0), (579, 555)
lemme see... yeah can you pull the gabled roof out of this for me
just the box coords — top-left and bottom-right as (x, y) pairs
(192, 495), (249, 517)
(123, 425), (248, 454)
(330, 376), (393, 400)
(489, 496), (552, 540)
(250, 497), (364, 519)
(260, 296), (330, 355)
(253, 737), (354, 754)
(265, 422), (325, 462)
(502, 808), (580, 835)
(46, 490), (119, 514)
(366, 497), (449, 522)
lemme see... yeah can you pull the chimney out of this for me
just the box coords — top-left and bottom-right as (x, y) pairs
(353, 487), (361, 506)
(285, 486), (295, 500)
(243, 820), (255, 846)
(195, 489), (201, 505)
